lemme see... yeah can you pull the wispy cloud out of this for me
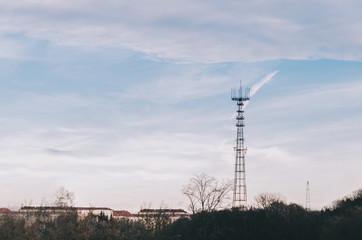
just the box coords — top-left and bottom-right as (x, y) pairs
(0, 91), (235, 208)
(1, 1), (362, 62)
(122, 69), (231, 103)
(1, 0), (362, 211)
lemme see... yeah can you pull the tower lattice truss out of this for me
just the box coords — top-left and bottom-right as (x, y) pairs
(231, 86), (250, 207)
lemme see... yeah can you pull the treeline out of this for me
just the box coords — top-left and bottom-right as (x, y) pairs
(165, 189), (362, 240)
(0, 212), (160, 240)
(1, 189), (362, 240)
(168, 203), (324, 240)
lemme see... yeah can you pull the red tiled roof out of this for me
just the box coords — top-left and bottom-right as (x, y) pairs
(76, 207), (112, 211)
(139, 209), (187, 213)
(0, 208), (12, 213)
(21, 206), (112, 211)
(113, 210), (132, 216)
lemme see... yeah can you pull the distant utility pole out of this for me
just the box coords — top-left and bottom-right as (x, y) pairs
(306, 181), (311, 211)
(231, 85), (250, 207)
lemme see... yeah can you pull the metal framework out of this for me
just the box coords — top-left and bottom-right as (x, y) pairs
(306, 181), (311, 211)
(231, 86), (250, 207)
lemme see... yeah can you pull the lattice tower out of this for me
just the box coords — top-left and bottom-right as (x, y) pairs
(306, 181), (311, 211)
(231, 86), (250, 207)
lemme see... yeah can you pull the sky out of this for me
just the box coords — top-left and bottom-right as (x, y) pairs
(0, 0), (362, 212)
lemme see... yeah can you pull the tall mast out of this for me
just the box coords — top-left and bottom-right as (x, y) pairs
(231, 85), (250, 207)
(306, 181), (311, 211)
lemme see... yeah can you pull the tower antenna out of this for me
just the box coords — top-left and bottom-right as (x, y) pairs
(306, 181), (311, 211)
(231, 84), (250, 207)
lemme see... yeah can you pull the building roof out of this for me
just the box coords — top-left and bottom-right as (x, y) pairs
(113, 210), (132, 216)
(139, 209), (187, 214)
(76, 207), (112, 211)
(0, 208), (12, 214)
(20, 206), (112, 211)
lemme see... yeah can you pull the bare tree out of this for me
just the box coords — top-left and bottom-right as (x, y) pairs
(54, 186), (75, 208)
(140, 201), (153, 210)
(182, 173), (232, 214)
(21, 199), (33, 207)
(254, 192), (286, 209)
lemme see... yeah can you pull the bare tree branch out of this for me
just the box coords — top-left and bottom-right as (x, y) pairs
(254, 192), (286, 209)
(182, 173), (232, 213)
(54, 186), (75, 208)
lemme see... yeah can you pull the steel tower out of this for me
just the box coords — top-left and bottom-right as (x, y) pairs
(306, 181), (311, 211)
(231, 86), (250, 207)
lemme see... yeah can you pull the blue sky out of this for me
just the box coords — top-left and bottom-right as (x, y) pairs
(0, 0), (362, 211)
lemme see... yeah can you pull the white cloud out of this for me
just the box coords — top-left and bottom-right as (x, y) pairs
(1, 0), (362, 62)
(0, 0), (361, 210)
(262, 80), (362, 113)
(122, 69), (231, 103)
(238, 78), (362, 208)
(1, 76), (362, 209)
(0, 124), (234, 208)
(0, 92), (236, 209)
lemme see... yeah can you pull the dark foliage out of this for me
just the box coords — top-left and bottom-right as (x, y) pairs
(320, 189), (362, 240)
(1, 189), (361, 239)
(162, 204), (323, 240)
(162, 189), (362, 240)
(0, 212), (153, 240)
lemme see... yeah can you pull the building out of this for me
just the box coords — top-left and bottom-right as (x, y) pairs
(1, 206), (189, 222)
(77, 207), (113, 219)
(0, 208), (12, 214)
(19, 206), (113, 219)
(137, 209), (189, 222)
(112, 210), (137, 221)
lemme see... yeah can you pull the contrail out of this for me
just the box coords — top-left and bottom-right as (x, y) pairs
(250, 70), (279, 97)
(230, 70), (279, 119)
(243, 70), (279, 109)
